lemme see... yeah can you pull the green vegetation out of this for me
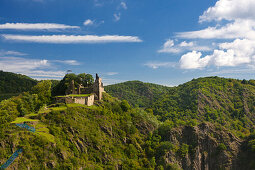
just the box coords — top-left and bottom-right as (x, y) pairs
(106, 77), (255, 138)
(0, 71), (38, 101)
(11, 117), (38, 124)
(1, 75), (255, 169)
(217, 143), (227, 152)
(52, 73), (94, 96)
(0, 91), (160, 169)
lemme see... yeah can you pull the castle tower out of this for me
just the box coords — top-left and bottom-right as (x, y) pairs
(93, 73), (104, 100)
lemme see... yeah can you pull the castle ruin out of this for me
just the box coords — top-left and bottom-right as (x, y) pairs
(56, 74), (104, 106)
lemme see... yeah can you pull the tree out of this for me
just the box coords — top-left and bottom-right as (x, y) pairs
(31, 80), (52, 107)
(121, 100), (131, 112)
(84, 74), (94, 87)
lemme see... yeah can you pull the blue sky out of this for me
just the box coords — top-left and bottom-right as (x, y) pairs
(0, 0), (255, 86)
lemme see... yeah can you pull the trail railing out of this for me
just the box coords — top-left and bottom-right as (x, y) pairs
(0, 148), (23, 169)
(16, 123), (36, 133)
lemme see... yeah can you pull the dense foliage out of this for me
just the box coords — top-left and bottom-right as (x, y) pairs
(52, 73), (94, 96)
(1, 75), (255, 169)
(106, 77), (255, 138)
(0, 71), (38, 101)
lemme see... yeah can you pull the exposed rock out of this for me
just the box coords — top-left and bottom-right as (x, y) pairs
(164, 123), (243, 170)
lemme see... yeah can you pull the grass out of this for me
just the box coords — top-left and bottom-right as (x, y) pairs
(25, 113), (39, 117)
(36, 132), (55, 143)
(55, 96), (66, 98)
(38, 107), (51, 114)
(11, 117), (39, 124)
(66, 103), (98, 110)
(67, 103), (88, 108)
(50, 106), (67, 111)
(56, 94), (92, 98)
(35, 122), (55, 143)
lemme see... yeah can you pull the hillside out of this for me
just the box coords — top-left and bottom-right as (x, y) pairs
(1, 76), (255, 169)
(0, 71), (38, 101)
(0, 81), (160, 169)
(106, 77), (255, 137)
(105, 81), (172, 108)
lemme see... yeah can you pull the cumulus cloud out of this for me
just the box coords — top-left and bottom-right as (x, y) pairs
(199, 0), (255, 22)
(144, 61), (176, 69)
(2, 34), (142, 43)
(83, 19), (94, 26)
(158, 39), (211, 53)
(180, 39), (255, 69)
(180, 51), (211, 69)
(175, 0), (255, 70)
(177, 0), (255, 40)
(0, 23), (79, 30)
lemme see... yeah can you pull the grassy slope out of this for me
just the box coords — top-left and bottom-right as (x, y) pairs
(0, 93), (158, 169)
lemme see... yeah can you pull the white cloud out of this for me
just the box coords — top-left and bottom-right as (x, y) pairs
(179, 39), (255, 69)
(0, 50), (27, 56)
(114, 13), (121, 21)
(179, 41), (194, 47)
(83, 19), (94, 26)
(54, 60), (80, 65)
(2, 34), (142, 43)
(176, 0), (255, 40)
(0, 56), (49, 73)
(158, 39), (211, 53)
(175, 0), (255, 70)
(180, 51), (211, 69)
(26, 70), (66, 79)
(120, 2), (127, 10)
(0, 23), (79, 30)
(176, 20), (255, 40)
(144, 61), (176, 69)
(199, 0), (255, 22)
(0, 56), (80, 79)
(158, 39), (180, 53)
(106, 72), (118, 76)
(83, 19), (104, 27)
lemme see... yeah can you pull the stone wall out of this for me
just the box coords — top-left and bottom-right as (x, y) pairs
(56, 94), (95, 106)
(74, 97), (86, 104)
(85, 94), (94, 106)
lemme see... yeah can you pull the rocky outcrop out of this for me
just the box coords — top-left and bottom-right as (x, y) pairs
(163, 123), (243, 170)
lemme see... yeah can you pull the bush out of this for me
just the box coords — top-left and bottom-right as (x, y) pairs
(178, 144), (189, 158)
(217, 143), (227, 152)
(120, 100), (131, 112)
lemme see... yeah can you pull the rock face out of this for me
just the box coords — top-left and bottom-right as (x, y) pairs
(164, 123), (243, 170)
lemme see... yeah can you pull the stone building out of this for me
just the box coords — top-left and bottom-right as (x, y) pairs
(56, 74), (104, 106)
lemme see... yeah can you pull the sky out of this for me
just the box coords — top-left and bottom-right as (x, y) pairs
(0, 0), (255, 86)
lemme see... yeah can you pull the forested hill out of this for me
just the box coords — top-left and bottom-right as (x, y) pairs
(0, 71), (38, 100)
(104, 80), (172, 107)
(1, 75), (255, 169)
(105, 77), (255, 136)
